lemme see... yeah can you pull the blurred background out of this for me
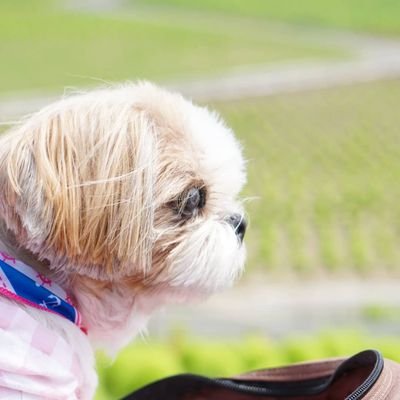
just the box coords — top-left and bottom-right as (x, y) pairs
(1, 1), (400, 398)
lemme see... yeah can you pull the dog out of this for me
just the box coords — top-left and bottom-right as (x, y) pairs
(0, 82), (246, 399)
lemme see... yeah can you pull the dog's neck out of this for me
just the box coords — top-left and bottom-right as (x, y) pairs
(0, 218), (155, 352)
(0, 222), (201, 354)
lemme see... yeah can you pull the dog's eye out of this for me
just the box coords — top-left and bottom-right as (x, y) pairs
(181, 187), (206, 216)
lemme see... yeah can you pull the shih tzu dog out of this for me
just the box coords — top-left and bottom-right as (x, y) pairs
(0, 82), (246, 399)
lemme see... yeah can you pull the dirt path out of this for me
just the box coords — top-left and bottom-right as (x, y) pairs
(1, 27), (400, 121)
(171, 27), (400, 100)
(150, 277), (400, 339)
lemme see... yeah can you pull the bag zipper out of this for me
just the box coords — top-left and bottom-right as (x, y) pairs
(214, 376), (329, 396)
(346, 350), (384, 400)
(215, 350), (384, 399)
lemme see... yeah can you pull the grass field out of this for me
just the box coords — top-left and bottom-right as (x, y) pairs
(0, 0), (346, 95)
(1, 3), (398, 278)
(213, 80), (400, 275)
(95, 329), (400, 399)
(136, 0), (400, 36)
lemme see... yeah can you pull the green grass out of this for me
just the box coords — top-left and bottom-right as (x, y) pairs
(95, 330), (400, 399)
(136, 0), (400, 36)
(0, 0), (346, 95)
(213, 80), (400, 275)
(362, 304), (400, 322)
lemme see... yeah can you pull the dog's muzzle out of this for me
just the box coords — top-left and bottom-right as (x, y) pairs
(225, 213), (247, 243)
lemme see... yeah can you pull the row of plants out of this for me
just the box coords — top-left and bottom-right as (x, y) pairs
(216, 79), (400, 275)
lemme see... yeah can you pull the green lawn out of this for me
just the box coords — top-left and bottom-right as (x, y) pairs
(0, 0), (346, 95)
(95, 329), (400, 399)
(136, 0), (400, 36)
(213, 80), (400, 275)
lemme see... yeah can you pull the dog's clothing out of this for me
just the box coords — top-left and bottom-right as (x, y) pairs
(0, 252), (90, 399)
(0, 302), (86, 399)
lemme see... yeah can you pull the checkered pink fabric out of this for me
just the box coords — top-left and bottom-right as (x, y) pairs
(0, 302), (83, 399)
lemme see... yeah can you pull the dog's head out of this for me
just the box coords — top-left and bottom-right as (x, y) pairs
(0, 82), (246, 348)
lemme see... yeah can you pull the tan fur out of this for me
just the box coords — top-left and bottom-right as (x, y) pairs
(1, 103), (155, 278)
(0, 82), (246, 391)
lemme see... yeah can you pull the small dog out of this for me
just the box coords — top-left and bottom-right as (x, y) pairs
(0, 82), (246, 399)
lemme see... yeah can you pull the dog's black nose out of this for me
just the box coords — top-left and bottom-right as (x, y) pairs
(226, 213), (247, 243)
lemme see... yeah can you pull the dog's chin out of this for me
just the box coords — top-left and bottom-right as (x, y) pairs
(153, 218), (246, 296)
(162, 220), (246, 293)
(76, 222), (245, 354)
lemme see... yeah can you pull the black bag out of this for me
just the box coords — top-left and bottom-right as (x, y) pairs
(122, 349), (400, 399)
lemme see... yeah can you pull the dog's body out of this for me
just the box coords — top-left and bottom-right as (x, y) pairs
(0, 83), (246, 399)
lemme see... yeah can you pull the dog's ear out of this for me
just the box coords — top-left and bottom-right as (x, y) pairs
(0, 134), (26, 243)
(0, 103), (156, 278)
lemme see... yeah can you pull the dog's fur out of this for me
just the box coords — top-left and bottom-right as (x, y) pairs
(0, 82), (246, 398)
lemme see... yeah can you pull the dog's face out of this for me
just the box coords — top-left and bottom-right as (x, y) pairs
(0, 82), (246, 346)
(149, 91), (247, 292)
